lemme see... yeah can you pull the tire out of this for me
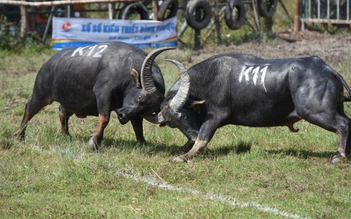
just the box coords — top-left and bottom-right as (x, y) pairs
(118, 3), (149, 20)
(225, 0), (246, 30)
(185, 0), (212, 30)
(157, 0), (179, 21)
(257, 0), (277, 18)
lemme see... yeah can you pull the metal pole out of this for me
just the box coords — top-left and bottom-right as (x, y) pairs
(152, 0), (158, 20)
(108, 3), (113, 19)
(67, 5), (71, 17)
(294, 0), (300, 31)
(214, 0), (221, 45)
(252, 0), (261, 33)
(347, 0), (349, 21)
(42, 5), (55, 42)
(194, 7), (201, 49)
(20, 5), (27, 40)
(178, 21), (188, 38)
(337, 0), (340, 20)
(327, 0), (330, 19)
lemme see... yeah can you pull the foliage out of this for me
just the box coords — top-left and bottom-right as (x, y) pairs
(0, 26), (24, 52)
(0, 29), (52, 54)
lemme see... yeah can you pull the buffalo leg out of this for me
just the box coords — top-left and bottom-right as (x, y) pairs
(343, 121), (351, 154)
(130, 116), (146, 145)
(181, 140), (195, 152)
(13, 110), (32, 141)
(14, 99), (50, 141)
(88, 114), (110, 150)
(303, 112), (349, 163)
(170, 117), (221, 163)
(296, 87), (350, 163)
(170, 138), (209, 163)
(172, 140), (195, 155)
(180, 140), (195, 152)
(346, 123), (351, 154)
(336, 104), (351, 154)
(340, 120), (351, 154)
(59, 105), (73, 136)
(332, 121), (349, 164)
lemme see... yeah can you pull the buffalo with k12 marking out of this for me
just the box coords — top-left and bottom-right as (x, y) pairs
(145, 54), (351, 163)
(14, 42), (174, 149)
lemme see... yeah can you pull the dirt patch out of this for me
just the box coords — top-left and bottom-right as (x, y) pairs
(192, 30), (351, 65)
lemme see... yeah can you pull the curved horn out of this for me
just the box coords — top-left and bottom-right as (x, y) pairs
(165, 59), (190, 112)
(141, 47), (175, 93)
(142, 59), (189, 124)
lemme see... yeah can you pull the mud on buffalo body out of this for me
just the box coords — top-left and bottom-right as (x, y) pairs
(14, 42), (174, 149)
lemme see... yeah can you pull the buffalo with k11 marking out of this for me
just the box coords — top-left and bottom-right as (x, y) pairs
(14, 42), (174, 149)
(145, 54), (351, 163)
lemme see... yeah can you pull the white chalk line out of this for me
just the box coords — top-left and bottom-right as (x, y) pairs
(116, 169), (310, 219)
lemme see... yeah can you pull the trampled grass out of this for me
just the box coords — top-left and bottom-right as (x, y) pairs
(1, 47), (351, 219)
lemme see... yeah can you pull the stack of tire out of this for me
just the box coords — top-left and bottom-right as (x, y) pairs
(116, 0), (277, 31)
(185, 0), (277, 31)
(117, 0), (179, 21)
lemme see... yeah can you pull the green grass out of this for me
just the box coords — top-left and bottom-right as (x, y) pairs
(2, 41), (351, 219)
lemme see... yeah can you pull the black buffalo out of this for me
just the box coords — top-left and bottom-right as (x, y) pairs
(14, 42), (174, 149)
(145, 54), (351, 163)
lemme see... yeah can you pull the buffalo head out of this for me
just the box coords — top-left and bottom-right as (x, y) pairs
(117, 47), (175, 124)
(143, 59), (204, 142)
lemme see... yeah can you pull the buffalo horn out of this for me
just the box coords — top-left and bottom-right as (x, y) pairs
(165, 59), (190, 112)
(141, 47), (175, 93)
(142, 59), (190, 124)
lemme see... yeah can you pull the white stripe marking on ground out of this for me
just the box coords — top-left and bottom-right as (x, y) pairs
(116, 169), (310, 219)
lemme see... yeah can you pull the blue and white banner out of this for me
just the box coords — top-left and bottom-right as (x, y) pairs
(52, 16), (178, 50)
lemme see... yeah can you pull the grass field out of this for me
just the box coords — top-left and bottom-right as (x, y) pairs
(1, 43), (351, 219)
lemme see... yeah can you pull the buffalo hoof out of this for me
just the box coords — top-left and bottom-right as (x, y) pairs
(169, 155), (190, 163)
(88, 135), (99, 151)
(331, 152), (346, 164)
(13, 133), (25, 142)
(136, 139), (147, 146)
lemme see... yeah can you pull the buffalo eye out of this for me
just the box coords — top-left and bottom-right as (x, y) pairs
(137, 95), (147, 105)
(175, 112), (186, 120)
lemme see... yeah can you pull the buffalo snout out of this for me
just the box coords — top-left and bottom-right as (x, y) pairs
(116, 109), (129, 124)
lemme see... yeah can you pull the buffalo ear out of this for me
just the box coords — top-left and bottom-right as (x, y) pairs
(131, 68), (141, 88)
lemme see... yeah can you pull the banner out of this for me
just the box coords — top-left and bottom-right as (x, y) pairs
(52, 16), (178, 50)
